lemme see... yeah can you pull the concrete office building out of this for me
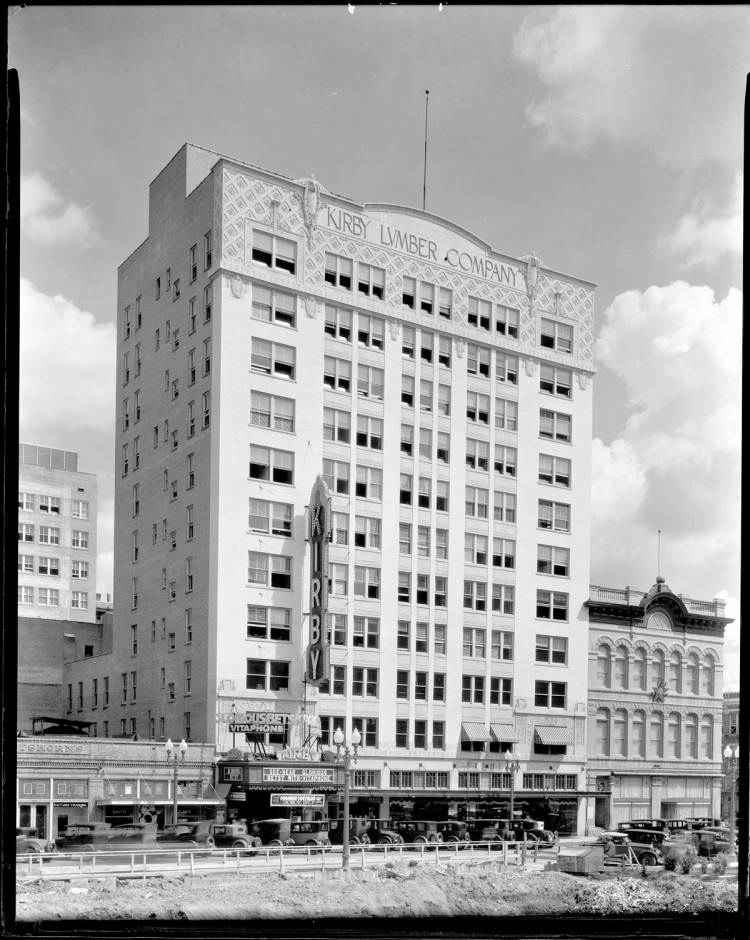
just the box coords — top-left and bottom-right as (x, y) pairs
(70, 143), (598, 831)
(586, 577), (730, 829)
(18, 444), (98, 622)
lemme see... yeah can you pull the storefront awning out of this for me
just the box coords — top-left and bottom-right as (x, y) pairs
(534, 726), (574, 746)
(461, 722), (490, 743)
(214, 783), (232, 800)
(490, 723), (520, 743)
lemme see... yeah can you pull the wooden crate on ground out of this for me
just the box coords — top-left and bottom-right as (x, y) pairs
(556, 846), (605, 874)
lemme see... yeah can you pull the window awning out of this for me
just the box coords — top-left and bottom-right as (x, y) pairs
(534, 725), (574, 746)
(461, 722), (490, 743)
(490, 723), (520, 743)
(214, 782), (232, 800)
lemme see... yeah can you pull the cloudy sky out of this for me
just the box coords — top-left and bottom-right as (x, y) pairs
(10, 6), (743, 688)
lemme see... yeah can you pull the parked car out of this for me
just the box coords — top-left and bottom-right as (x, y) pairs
(16, 827), (55, 856)
(157, 820), (261, 851)
(393, 820), (444, 846)
(365, 819), (405, 846)
(328, 818), (371, 846)
(439, 821), (471, 847)
(254, 818), (294, 849)
(463, 819), (503, 846)
(616, 819), (669, 834)
(620, 828), (671, 850)
(56, 822), (189, 853)
(594, 832), (661, 867)
(289, 820), (332, 848)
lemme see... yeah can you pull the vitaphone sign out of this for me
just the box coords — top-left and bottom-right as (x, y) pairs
(307, 476), (330, 685)
(324, 206), (522, 288)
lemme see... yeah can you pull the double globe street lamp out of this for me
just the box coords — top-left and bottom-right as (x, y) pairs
(333, 725), (361, 871)
(504, 755), (522, 830)
(165, 738), (188, 826)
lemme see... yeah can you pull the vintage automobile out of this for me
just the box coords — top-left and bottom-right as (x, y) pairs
(157, 821), (261, 851)
(501, 818), (555, 844)
(365, 819), (405, 846)
(56, 822), (193, 853)
(289, 820), (332, 848)
(16, 827), (56, 856)
(254, 818), (295, 849)
(328, 817), (372, 846)
(595, 831), (661, 867)
(620, 828), (671, 850)
(393, 819), (444, 846)
(439, 821), (471, 847)
(616, 819), (669, 834)
(463, 819), (504, 846)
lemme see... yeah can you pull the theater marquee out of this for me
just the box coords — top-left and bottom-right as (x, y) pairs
(307, 476), (330, 685)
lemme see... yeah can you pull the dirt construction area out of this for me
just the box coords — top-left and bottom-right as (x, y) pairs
(15, 859), (738, 921)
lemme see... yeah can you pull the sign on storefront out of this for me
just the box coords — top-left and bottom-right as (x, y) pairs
(262, 766), (336, 785)
(270, 793), (325, 808)
(229, 712), (289, 734)
(307, 477), (330, 685)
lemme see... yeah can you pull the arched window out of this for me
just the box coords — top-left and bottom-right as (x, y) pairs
(650, 712), (663, 758)
(686, 653), (700, 694)
(596, 646), (612, 688)
(613, 709), (628, 757)
(595, 708), (610, 756)
(701, 656), (715, 696)
(632, 648), (647, 691)
(668, 651), (682, 693)
(632, 710), (646, 758)
(614, 646), (629, 689)
(651, 649), (665, 685)
(700, 714), (713, 759)
(685, 714), (698, 759)
(666, 712), (681, 758)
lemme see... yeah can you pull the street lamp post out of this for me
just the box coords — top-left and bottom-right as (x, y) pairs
(723, 743), (740, 858)
(165, 738), (188, 826)
(505, 755), (521, 828)
(333, 725), (361, 872)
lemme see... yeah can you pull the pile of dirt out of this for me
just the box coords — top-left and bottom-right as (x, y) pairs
(15, 861), (738, 922)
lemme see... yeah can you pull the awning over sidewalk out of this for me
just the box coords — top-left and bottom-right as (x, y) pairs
(534, 725), (575, 746)
(490, 723), (520, 743)
(214, 783), (232, 800)
(461, 722), (490, 743)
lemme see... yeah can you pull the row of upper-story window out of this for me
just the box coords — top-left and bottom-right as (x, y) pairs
(594, 645), (717, 696)
(66, 663), (193, 712)
(122, 395), (210, 476)
(129, 457), (197, 525)
(122, 232), (213, 340)
(18, 494), (90, 518)
(17, 525), (90, 548)
(58, 712), (191, 742)
(17, 586), (89, 608)
(17, 555), (90, 579)
(593, 708), (717, 760)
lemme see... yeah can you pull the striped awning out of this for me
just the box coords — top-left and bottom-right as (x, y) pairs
(490, 723), (520, 743)
(534, 725), (574, 746)
(461, 722), (490, 743)
(214, 783), (232, 800)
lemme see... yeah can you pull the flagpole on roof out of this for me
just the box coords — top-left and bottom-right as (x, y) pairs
(422, 90), (429, 212)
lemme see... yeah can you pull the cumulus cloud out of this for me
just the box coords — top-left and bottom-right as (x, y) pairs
(591, 282), (741, 617)
(19, 278), (116, 434)
(512, 7), (748, 171)
(20, 172), (97, 246)
(660, 175), (743, 269)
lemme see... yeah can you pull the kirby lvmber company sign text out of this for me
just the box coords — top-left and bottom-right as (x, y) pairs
(307, 477), (331, 685)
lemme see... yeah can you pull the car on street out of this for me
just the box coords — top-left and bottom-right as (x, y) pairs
(157, 820), (262, 851)
(365, 819), (405, 846)
(594, 831), (661, 867)
(16, 827), (56, 856)
(393, 819), (444, 846)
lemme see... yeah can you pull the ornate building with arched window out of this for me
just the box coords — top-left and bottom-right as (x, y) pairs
(583, 576), (731, 832)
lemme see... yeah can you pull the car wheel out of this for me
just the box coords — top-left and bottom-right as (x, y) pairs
(205, 836), (216, 848)
(268, 838), (283, 854)
(640, 852), (657, 866)
(414, 835), (428, 845)
(351, 836), (360, 845)
(377, 837), (390, 845)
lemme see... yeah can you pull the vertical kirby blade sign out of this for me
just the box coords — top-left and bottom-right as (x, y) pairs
(307, 476), (331, 685)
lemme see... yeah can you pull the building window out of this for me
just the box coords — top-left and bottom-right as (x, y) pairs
(246, 605), (291, 641)
(38, 556), (61, 576)
(397, 620), (410, 650)
(246, 659), (290, 692)
(538, 499), (570, 532)
(324, 304), (352, 341)
(357, 313), (385, 349)
(353, 616), (379, 649)
(535, 635), (567, 664)
(331, 665), (346, 696)
(466, 438), (489, 471)
(204, 230), (213, 269)
(438, 335), (452, 366)
(467, 391), (490, 424)
(492, 537), (515, 569)
(496, 353), (518, 385)
(435, 528), (449, 560)
(18, 492), (35, 511)
(395, 719), (409, 748)
(465, 532), (488, 565)
(536, 590), (568, 620)
(18, 554), (34, 573)
(420, 379), (433, 413)
(400, 424), (413, 456)
(252, 230), (297, 274)
(354, 515), (381, 549)
(39, 494), (61, 514)
(353, 566), (381, 600)
(435, 480), (449, 513)
(495, 398), (518, 432)
(701, 656), (715, 696)
(496, 305), (519, 337)
(490, 677), (513, 705)
(324, 252), (353, 290)
(355, 465), (382, 500)
(322, 459), (349, 495)
(18, 586), (34, 605)
(252, 285), (296, 327)
(492, 583), (515, 615)
(415, 621), (429, 651)
(468, 296), (491, 330)
(247, 552), (292, 589)
(463, 626), (486, 658)
(183, 661), (192, 696)
(414, 719), (427, 748)
(251, 338), (296, 380)
(356, 415), (383, 450)
(249, 445), (294, 485)
(432, 721), (445, 749)
(437, 383), (451, 416)
(650, 712), (664, 758)
(614, 645), (629, 689)
(357, 262), (385, 299)
(463, 581), (487, 611)
(434, 623), (447, 655)
(357, 364), (384, 400)
(595, 709), (610, 755)
(540, 365), (572, 398)
(38, 526), (60, 545)
(685, 713), (698, 759)
(324, 355), (352, 392)
(540, 409), (572, 443)
(534, 680), (566, 708)
(538, 454), (571, 487)
(465, 486), (489, 519)
(686, 652), (699, 694)
(467, 343), (491, 377)
(248, 499), (293, 537)
(39, 588), (61, 607)
(461, 674), (484, 704)
(323, 406), (351, 444)
(494, 445), (517, 477)
(18, 523), (34, 543)
(251, 391), (296, 433)
(541, 318), (573, 353)
(397, 571), (411, 604)
(401, 374), (414, 407)
(352, 666), (379, 697)
(491, 630), (514, 661)
(700, 714), (713, 759)
(537, 544), (569, 577)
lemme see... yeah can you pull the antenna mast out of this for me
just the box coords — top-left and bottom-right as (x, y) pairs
(657, 529), (661, 578)
(422, 90), (430, 211)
